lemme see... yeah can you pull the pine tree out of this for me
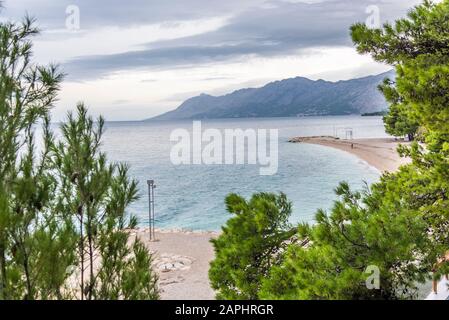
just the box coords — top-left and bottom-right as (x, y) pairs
(0, 15), (76, 299)
(379, 79), (419, 141)
(0, 10), (159, 300)
(53, 104), (159, 300)
(209, 193), (296, 300)
(260, 182), (431, 300)
(351, 0), (449, 145)
(351, 0), (449, 280)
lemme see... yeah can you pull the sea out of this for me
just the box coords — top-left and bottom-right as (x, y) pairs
(100, 115), (388, 231)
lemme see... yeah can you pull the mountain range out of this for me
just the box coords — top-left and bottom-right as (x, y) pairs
(149, 70), (394, 120)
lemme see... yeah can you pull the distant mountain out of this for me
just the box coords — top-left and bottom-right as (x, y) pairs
(149, 70), (394, 121)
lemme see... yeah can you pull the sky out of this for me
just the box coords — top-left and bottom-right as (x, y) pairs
(1, 0), (423, 121)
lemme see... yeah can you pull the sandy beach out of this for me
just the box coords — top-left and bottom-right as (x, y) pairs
(133, 137), (408, 300)
(289, 136), (410, 172)
(130, 229), (218, 300)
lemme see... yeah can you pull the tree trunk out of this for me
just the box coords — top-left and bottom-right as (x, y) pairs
(87, 214), (94, 300)
(0, 246), (7, 300)
(23, 249), (33, 300)
(78, 205), (84, 301)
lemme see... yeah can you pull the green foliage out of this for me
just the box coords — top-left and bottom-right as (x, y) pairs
(350, 0), (449, 65)
(209, 193), (296, 300)
(261, 182), (431, 300)
(351, 0), (449, 267)
(260, 0), (449, 300)
(212, 0), (449, 300)
(0, 14), (74, 300)
(261, 0), (449, 300)
(53, 104), (159, 300)
(0, 12), (159, 300)
(380, 79), (419, 140)
(383, 103), (419, 141)
(351, 0), (449, 145)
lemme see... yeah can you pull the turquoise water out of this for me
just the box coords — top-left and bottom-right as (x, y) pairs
(101, 116), (387, 231)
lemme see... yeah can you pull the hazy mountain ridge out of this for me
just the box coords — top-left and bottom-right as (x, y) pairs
(150, 70), (394, 120)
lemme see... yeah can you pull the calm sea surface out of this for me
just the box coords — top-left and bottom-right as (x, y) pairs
(100, 116), (388, 231)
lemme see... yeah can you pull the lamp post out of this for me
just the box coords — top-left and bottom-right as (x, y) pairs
(147, 180), (156, 241)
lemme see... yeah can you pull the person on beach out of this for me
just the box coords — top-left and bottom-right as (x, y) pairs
(432, 251), (449, 294)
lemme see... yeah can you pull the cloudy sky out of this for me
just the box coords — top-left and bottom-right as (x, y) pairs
(1, 0), (422, 121)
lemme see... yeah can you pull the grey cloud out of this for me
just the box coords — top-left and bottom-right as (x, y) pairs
(2, 0), (265, 29)
(62, 0), (419, 81)
(63, 42), (301, 80)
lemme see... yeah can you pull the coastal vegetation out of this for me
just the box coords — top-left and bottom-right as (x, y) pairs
(210, 0), (449, 300)
(0, 13), (158, 300)
(53, 105), (159, 300)
(2, 0), (448, 302)
(380, 82), (419, 141)
(209, 193), (296, 299)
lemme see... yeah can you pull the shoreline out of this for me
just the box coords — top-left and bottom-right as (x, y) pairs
(288, 136), (410, 173)
(134, 137), (409, 300)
